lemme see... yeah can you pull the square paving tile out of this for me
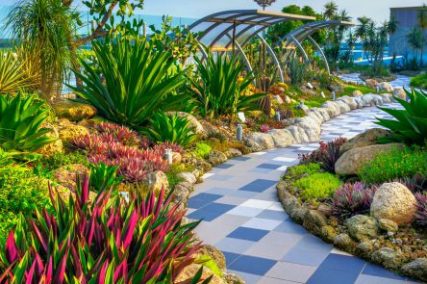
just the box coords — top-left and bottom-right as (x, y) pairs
(232, 156), (251, 162)
(282, 246), (331, 267)
(242, 218), (282, 230)
(319, 254), (366, 272)
(239, 179), (277, 192)
(362, 263), (407, 280)
(227, 206), (264, 217)
(187, 203), (235, 221)
(227, 227), (269, 241)
(256, 163), (283, 170)
(240, 199), (274, 209)
(215, 163), (235, 169)
(307, 267), (362, 284)
(267, 261), (316, 282)
(187, 193), (223, 209)
(215, 238), (254, 254)
(256, 209), (289, 221)
(222, 251), (241, 266)
(273, 220), (308, 235)
(228, 255), (277, 276)
(355, 274), (408, 284)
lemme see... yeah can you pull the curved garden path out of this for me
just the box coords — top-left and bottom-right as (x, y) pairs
(187, 103), (418, 284)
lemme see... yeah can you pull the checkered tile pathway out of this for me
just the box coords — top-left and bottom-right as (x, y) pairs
(187, 104), (419, 284)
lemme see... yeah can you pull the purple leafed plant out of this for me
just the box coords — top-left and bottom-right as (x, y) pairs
(330, 182), (377, 219)
(415, 193), (427, 227)
(260, 124), (270, 133)
(299, 137), (347, 173)
(0, 177), (203, 283)
(95, 122), (141, 146)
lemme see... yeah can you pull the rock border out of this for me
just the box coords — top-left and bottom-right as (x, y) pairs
(276, 179), (427, 282)
(245, 93), (394, 150)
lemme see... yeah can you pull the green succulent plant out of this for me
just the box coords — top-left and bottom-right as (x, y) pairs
(376, 89), (427, 145)
(0, 93), (55, 152)
(143, 112), (197, 147)
(190, 53), (265, 119)
(89, 163), (122, 192)
(71, 37), (187, 129)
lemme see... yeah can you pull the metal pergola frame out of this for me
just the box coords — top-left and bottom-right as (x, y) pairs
(189, 10), (354, 82)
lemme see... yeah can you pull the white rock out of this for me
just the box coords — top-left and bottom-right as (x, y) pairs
(371, 182), (417, 225)
(392, 88), (406, 100)
(177, 172), (197, 184)
(379, 82), (394, 92)
(270, 129), (296, 147)
(307, 82), (314, 89)
(246, 132), (275, 150)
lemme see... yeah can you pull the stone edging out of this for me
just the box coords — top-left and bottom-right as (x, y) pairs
(245, 93), (394, 151)
(276, 179), (427, 282)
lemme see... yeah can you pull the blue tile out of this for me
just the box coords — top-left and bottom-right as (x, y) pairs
(319, 254), (366, 272)
(239, 179), (277, 192)
(282, 247), (331, 267)
(187, 203), (235, 221)
(257, 209), (289, 221)
(188, 193), (223, 209)
(215, 163), (234, 169)
(228, 255), (277, 276)
(256, 163), (282, 170)
(273, 220), (307, 235)
(295, 235), (333, 252)
(222, 252), (241, 266)
(227, 227), (269, 241)
(307, 267), (361, 284)
(232, 156), (251, 161)
(362, 263), (406, 280)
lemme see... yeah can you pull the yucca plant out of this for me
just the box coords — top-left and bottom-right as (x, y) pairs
(143, 112), (197, 147)
(89, 163), (121, 192)
(190, 53), (265, 119)
(376, 89), (427, 145)
(0, 50), (38, 94)
(71, 37), (187, 129)
(0, 176), (209, 283)
(0, 93), (55, 152)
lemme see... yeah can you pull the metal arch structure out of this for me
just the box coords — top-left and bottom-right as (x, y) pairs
(188, 10), (353, 80)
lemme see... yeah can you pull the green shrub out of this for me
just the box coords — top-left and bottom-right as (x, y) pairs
(190, 53), (265, 118)
(143, 112), (197, 147)
(410, 73), (427, 89)
(165, 163), (196, 189)
(71, 38), (187, 129)
(376, 89), (427, 145)
(285, 163), (321, 179)
(359, 147), (427, 184)
(89, 163), (121, 192)
(192, 142), (212, 159)
(293, 172), (342, 201)
(37, 151), (88, 171)
(0, 93), (55, 152)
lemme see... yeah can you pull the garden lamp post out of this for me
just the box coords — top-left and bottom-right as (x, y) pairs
(253, 0), (277, 10)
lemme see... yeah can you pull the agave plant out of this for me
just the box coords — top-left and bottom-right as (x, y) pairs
(71, 37), (187, 129)
(190, 53), (265, 119)
(0, 176), (208, 283)
(0, 93), (55, 152)
(143, 112), (197, 147)
(0, 50), (38, 94)
(376, 89), (427, 145)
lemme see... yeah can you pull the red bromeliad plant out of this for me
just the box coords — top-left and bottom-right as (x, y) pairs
(0, 177), (206, 283)
(95, 122), (141, 147)
(299, 137), (347, 173)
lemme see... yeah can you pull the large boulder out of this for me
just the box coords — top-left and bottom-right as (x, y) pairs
(365, 79), (378, 88)
(208, 150), (228, 166)
(270, 129), (295, 147)
(54, 101), (97, 121)
(286, 125), (310, 144)
(370, 182), (417, 225)
(379, 82), (394, 92)
(402, 258), (427, 281)
(340, 128), (391, 154)
(335, 143), (404, 175)
(345, 215), (378, 241)
(245, 132), (275, 150)
(393, 87), (406, 100)
(177, 172), (197, 184)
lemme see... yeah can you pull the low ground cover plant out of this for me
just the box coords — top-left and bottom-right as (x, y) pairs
(293, 172), (343, 201)
(410, 73), (427, 89)
(0, 177), (205, 282)
(285, 163), (321, 180)
(359, 146), (427, 184)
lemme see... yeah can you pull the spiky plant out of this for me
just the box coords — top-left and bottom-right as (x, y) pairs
(0, 177), (208, 283)
(415, 192), (427, 227)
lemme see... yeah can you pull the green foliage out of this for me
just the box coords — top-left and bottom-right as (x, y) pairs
(0, 50), (38, 94)
(0, 212), (23, 245)
(71, 38), (187, 129)
(410, 73), (427, 89)
(143, 113), (197, 147)
(376, 89), (427, 145)
(293, 172), (343, 201)
(37, 151), (88, 172)
(0, 93), (55, 152)
(192, 142), (212, 159)
(190, 53), (265, 119)
(165, 163), (196, 189)
(359, 147), (427, 184)
(89, 163), (121, 192)
(286, 163), (322, 180)
(287, 57), (308, 86)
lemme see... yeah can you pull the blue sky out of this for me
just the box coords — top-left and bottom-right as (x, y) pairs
(2, 0), (426, 22)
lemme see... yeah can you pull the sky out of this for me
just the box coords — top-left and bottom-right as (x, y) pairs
(1, 0), (426, 22)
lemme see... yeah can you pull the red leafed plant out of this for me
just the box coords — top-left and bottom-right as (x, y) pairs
(330, 182), (377, 219)
(0, 177), (208, 283)
(415, 193), (427, 227)
(299, 137), (347, 173)
(95, 122), (141, 147)
(259, 124), (270, 133)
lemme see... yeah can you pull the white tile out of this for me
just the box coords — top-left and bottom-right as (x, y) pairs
(252, 151), (267, 156)
(272, 157), (298, 163)
(268, 202), (285, 211)
(202, 173), (215, 179)
(240, 199), (274, 209)
(276, 166), (288, 171)
(242, 218), (282, 230)
(227, 206), (264, 217)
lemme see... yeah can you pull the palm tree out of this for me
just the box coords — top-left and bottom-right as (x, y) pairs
(324, 1), (338, 20)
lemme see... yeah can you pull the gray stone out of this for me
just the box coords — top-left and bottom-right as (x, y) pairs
(379, 82), (394, 92)
(270, 129), (295, 148)
(393, 88), (406, 100)
(340, 128), (391, 154)
(225, 148), (242, 158)
(345, 215), (378, 241)
(371, 182), (417, 225)
(334, 233), (354, 250)
(287, 125), (310, 144)
(371, 247), (402, 269)
(335, 143), (404, 175)
(245, 132), (275, 150)
(356, 241), (374, 257)
(208, 150), (228, 166)
(303, 210), (328, 235)
(177, 172), (197, 185)
(377, 218), (399, 232)
(402, 258), (427, 281)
